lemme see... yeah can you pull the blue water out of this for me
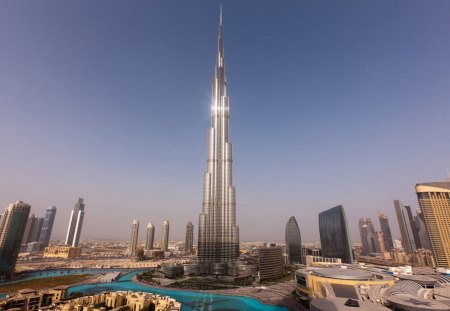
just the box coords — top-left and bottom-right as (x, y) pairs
(2, 269), (288, 310)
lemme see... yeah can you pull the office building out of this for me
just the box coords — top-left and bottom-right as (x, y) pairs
(375, 231), (385, 253)
(0, 201), (31, 280)
(285, 216), (302, 264)
(414, 209), (432, 250)
(130, 219), (139, 258)
(65, 198), (85, 247)
(185, 222), (194, 254)
(258, 243), (284, 282)
(21, 214), (37, 245)
(359, 218), (379, 255)
(145, 222), (155, 251)
(38, 206), (57, 251)
(378, 214), (394, 251)
(29, 217), (43, 243)
(162, 220), (169, 252)
(416, 182), (450, 268)
(197, 11), (239, 276)
(393, 200), (417, 254)
(319, 205), (353, 263)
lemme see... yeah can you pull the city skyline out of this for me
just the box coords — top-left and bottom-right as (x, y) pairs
(1, 1), (449, 242)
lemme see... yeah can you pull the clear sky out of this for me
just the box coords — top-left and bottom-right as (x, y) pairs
(1, 1), (449, 243)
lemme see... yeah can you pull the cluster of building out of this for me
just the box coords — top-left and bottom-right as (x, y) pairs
(0, 198), (86, 280)
(0, 290), (181, 311)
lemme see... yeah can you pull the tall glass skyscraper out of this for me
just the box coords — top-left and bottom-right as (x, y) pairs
(394, 199), (417, 254)
(197, 10), (239, 276)
(416, 182), (450, 268)
(359, 218), (379, 255)
(65, 198), (85, 247)
(162, 220), (169, 252)
(130, 219), (139, 258)
(185, 222), (194, 254)
(379, 214), (394, 251)
(285, 216), (302, 264)
(0, 201), (31, 280)
(319, 205), (353, 264)
(145, 222), (155, 251)
(38, 206), (57, 251)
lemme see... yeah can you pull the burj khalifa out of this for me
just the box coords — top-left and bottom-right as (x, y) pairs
(198, 10), (239, 276)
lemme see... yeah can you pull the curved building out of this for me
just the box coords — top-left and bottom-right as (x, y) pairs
(162, 220), (169, 252)
(416, 182), (450, 268)
(319, 205), (353, 263)
(145, 222), (155, 251)
(197, 10), (239, 275)
(285, 216), (302, 264)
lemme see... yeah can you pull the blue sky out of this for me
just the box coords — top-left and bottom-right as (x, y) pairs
(0, 1), (449, 242)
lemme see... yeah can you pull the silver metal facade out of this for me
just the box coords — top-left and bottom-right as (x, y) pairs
(162, 220), (169, 252)
(197, 11), (239, 275)
(65, 198), (85, 247)
(130, 219), (139, 258)
(145, 222), (155, 251)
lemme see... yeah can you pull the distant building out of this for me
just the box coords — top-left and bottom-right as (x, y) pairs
(359, 218), (378, 255)
(414, 209), (432, 250)
(393, 200), (417, 254)
(375, 231), (385, 253)
(38, 206), (57, 251)
(145, 222), (155, 251)
(43, 245), (81, 259)
(378, 214), (394, 251)
(130, 219), (139, 258)
(416, 182), (450, 268)
(162, 220), (169, 252)
(65, 198), (85, 247)
(0, 201), (31, 280)
(21, 214), (37, 245)
(285, 216), (302, 264)
(185, 222), (194, 254)
(393, 239), (402, 249)
(258, 243), (284, 282)
(162, 263), (184, 278)
(319, 205), (353, 264)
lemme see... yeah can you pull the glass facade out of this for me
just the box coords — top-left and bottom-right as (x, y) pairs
(39, 206), (57, 251)
(319, 205), (353, 263)
(394, 200), (417, 254)
(379, 214), (394, 251)
(0, 201), (31, 280)
(285, 216), (302, 264)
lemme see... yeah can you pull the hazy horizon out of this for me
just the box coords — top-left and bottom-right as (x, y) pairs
(1, 1), (449, 243)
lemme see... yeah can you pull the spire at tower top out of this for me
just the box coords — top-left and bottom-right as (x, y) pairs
(216, 5), (225, 81)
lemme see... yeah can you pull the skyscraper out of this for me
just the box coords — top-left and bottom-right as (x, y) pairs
(319, 205), (353, 264)
(414, 209), (432, 250)
(379, 214), (394, 251)
(394, 200), (417, 254)
(65, 198), (85, 247)
(145, 222), (155, 251)
(130, 219), (139, 258)
(28, 217), (44, 243)
(0, 201), (31, 280)
(415, 182), (450, 268)
(197, 10), (239, 276)
(285, 216), (302, 264)
(162, 220), (169, 252)
(21, 214), (37, 245)
(38, 206), (57, 251)
(359, 218), (379, 255)
(185, 222), (194, 254)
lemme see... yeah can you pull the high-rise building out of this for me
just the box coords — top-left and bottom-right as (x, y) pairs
(65, 198), (85, 247)
(21, 214), (37, 245)
(414, 209), (432, 250)
(28, 217), (43, 243)
(0, 201), (31, 280)
(130, 219), (139, 258)
(415, 182), (450, 268)
(285, 216), (302, 264)
(394, 200), (417, 254)
(145, 222), (155, 251)
(319, 205), (353, 264)
(185, 222), (194, 254)
(197, 10), (239, 276)
(162, 220), (169, 252)
(258, 243), (284, 282)
(375, 231), (385, 253)
(359, 218), (379, 255)
(379, 214), (394, 251)
(38, 206), (57, 251)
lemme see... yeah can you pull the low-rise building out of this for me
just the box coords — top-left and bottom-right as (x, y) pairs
(43, 246), (81, 259)
(258, 244), (284, 282)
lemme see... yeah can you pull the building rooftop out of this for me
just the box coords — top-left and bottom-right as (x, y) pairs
(386, 295), (450, 311)
(311, 297), (390, 310)
(416, 182), (450, 192)
(312, 268), (373, 281)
